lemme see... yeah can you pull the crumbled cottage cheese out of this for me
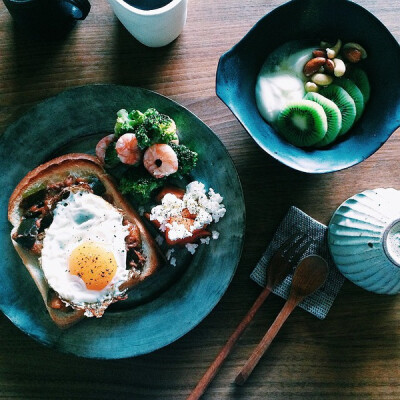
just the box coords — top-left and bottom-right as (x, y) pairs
(166, 248), (175, 260)
(212, 231), (220, 240)
(200, 237), (211, 245)
(149, 181), (226, 254)
(185, 243), (198, 254)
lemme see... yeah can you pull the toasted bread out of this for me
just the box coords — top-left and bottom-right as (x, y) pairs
(8, 153), (160, 329)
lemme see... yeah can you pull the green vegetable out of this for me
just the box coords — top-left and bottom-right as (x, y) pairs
(134, 124), (152, 150)
(110, 107), (196, 203)
(144, 108), (177, 139)
(114, 109), (145, 137)
(119, 167), (165, 204)
(104, 142), (121, 168)
(170, 143), (198, 176)
(114, 107), (178, 148)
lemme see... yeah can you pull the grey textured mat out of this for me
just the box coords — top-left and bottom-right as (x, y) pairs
(251, 206), (345, 319)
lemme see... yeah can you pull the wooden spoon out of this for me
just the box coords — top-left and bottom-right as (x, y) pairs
(234, 255), (329, 385)
(186, 234), (311, 400)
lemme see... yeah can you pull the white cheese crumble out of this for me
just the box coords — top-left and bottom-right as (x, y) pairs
(185, 243), (198, 254)
(166, 248), (175, 261)
(149, 181), (226, 250)
(212, 230), (220, 240)
(170, 257), (177, 267)
(167, 221), (192, 241)
(200, 237), (211, 245)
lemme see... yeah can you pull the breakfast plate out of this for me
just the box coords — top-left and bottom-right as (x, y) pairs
(0, 84), (245, 359)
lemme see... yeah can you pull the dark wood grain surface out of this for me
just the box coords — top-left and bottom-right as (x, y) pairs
(1, 0), (399, 399)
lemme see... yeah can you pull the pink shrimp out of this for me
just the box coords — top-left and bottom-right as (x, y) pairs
(95, 134), (115, 164)
(143, 143), (178, 179)
(115, 133), (142, 165)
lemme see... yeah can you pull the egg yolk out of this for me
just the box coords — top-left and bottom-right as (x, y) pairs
(69, 242), (118, 291)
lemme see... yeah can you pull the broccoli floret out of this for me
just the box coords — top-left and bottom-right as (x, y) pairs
(119, 167), (165, 204)
(128, 109), (145, 125)
(134, 124), (152, 150)
(143, 108), (178, 145)
(114, 108), (178, 148)
(114, 109), (130, 136)
(114, 109), (144, 137)
(170, 143), (198, 176)
(104, 142), (121, 168)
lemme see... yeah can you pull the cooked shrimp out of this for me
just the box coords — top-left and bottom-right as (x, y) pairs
(143, 143), (178, 179)
(95, 134), (115, 163)
(115, 133), (142, 165)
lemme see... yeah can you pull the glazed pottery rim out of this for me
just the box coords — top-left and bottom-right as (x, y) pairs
(383, 218), (400, 268)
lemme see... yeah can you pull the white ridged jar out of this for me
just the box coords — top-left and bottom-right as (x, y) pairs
(328, 188), (400, 294)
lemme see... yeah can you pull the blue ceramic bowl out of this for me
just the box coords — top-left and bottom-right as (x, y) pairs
(216, 0), (400, 173)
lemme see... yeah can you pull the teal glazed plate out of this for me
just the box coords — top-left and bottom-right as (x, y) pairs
(0, 85), (245, 359)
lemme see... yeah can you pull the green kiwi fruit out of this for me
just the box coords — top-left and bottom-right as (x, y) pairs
(277, 100), (327, 147)
(304, 92), (342, 147)
(335, 78), (365, 121)
(319, 85), (356, 136)
(347, 67), (370, 103)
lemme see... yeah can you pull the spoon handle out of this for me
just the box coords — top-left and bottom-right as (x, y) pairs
(234, 298), (299, 386)
(186, 285), (272, 400)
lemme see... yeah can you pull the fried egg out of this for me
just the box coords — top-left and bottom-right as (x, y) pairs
(41, 191), (130, 317)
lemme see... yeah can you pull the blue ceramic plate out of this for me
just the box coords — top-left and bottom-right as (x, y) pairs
(216, 0), (400, 173)
(0, 85), (245, 359)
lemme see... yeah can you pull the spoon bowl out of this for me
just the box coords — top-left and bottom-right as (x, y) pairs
(289, 255), (329, 299)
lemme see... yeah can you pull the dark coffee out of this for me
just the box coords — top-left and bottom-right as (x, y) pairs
(123, 0), (173, 11)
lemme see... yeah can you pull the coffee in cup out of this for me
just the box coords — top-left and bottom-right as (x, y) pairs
(122, 0), (173, 10)
(108, 0), (187, 47)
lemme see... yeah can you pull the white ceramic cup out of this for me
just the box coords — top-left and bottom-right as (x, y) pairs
(107, 0), (188, 47)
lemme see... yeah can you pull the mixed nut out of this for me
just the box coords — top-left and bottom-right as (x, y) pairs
(303, 39), (368, 92)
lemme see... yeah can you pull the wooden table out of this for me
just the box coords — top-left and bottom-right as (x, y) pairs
(1, 1), (399, 399)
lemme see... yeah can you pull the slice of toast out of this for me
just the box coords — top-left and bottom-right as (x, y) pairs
(8, 153), (160, 329)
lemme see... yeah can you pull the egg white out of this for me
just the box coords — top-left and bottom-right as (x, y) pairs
(41, 191), (130, 311)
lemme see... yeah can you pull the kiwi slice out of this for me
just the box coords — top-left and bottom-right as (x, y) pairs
(335, 78), (365, 121)
(347, 67), (370, 103)
(277, 100), (327, 147)
(319, 85), (356, 136)
(304, 92), (342, 147)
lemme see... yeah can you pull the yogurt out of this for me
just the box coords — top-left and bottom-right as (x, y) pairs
(255, 41), (316, 124)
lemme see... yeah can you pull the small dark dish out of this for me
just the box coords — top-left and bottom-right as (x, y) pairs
(216, 0), (400, 173)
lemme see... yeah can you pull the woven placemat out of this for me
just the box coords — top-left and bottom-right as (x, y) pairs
(250, 206), (345, 319)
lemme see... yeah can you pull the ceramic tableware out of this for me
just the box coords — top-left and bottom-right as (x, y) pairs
(0, 84), (245, 359)
(107, 0), (187, 47)
(216, 0), (400, 173)
(328, 188), (400, 294)
(3, 0), (91, 35)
